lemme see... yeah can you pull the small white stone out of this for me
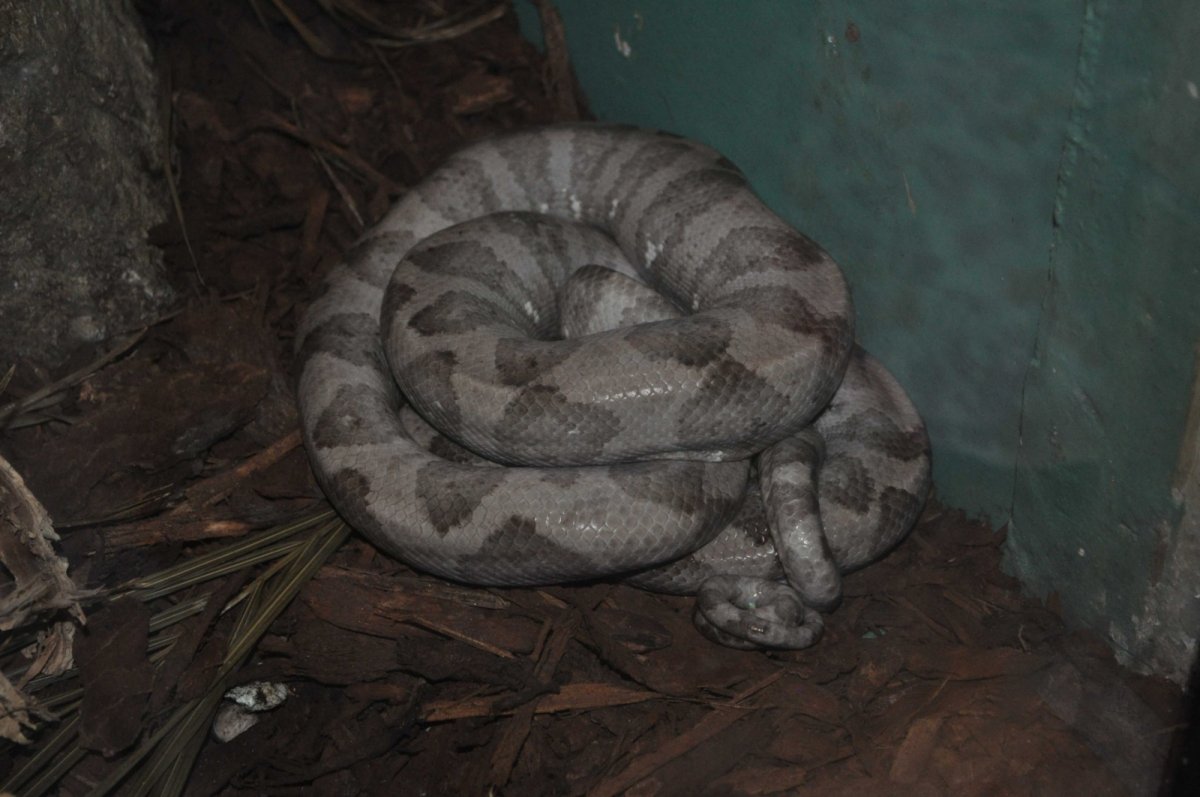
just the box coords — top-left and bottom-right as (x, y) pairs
(212, 703), (260, 743)
(225, 680), (290, 711)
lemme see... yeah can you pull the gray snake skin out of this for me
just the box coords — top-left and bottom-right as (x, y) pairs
(296, 124), (931, 648)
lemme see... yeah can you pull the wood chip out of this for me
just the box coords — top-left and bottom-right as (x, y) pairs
(906, 645), (1051, 681)
(422, 682), (660, 723)
(302, 565), (541, 655)
(888, 715), (944, 783)
(587, 671), (783, 797)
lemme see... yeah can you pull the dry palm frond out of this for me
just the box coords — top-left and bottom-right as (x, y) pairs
(1, 509), (348, 796)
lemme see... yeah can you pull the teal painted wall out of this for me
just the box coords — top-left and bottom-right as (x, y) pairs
(520, 1), (1200, 679)
(1008, 1), (1200, 677)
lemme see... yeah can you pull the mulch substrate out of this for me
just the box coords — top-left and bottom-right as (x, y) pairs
(0, 1), (1189, 794)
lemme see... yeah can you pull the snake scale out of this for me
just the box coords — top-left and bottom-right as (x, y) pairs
(296, 124), (931, 648)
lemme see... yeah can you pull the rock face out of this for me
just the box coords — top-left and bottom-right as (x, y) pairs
(0, 0), (174, 368)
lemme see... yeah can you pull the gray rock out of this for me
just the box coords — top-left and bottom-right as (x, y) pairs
(0, 0), (174, 369)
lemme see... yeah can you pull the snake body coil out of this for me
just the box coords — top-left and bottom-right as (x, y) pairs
(297, 124), (931, 648)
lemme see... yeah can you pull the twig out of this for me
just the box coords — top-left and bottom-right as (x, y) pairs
(244, 110), (401, 195)
(87, 431), (304, 548)
(358, 1), (507, 48)
(161, 67), (204, 286)
(422, 682), (660, 723)
(269, 0), (337, 58)
(184, 429), (302, 509)
(404, 615), (516, 660)
(587, 670), (783, 797)
(312, 146), (366, 231)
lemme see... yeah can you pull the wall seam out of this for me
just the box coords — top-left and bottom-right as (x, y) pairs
(1007, 0), (1108, 529)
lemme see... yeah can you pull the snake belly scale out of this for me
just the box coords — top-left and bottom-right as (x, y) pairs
(296, 123), (931, 648)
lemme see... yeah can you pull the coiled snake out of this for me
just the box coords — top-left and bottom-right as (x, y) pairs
(296, 124), (930, 648)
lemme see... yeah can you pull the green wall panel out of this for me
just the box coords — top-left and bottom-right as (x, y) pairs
(519, 0), (1200, 678)
(1009, 0), (1200, 676)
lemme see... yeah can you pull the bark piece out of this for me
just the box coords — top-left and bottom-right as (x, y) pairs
(76, 597), (153, 756)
